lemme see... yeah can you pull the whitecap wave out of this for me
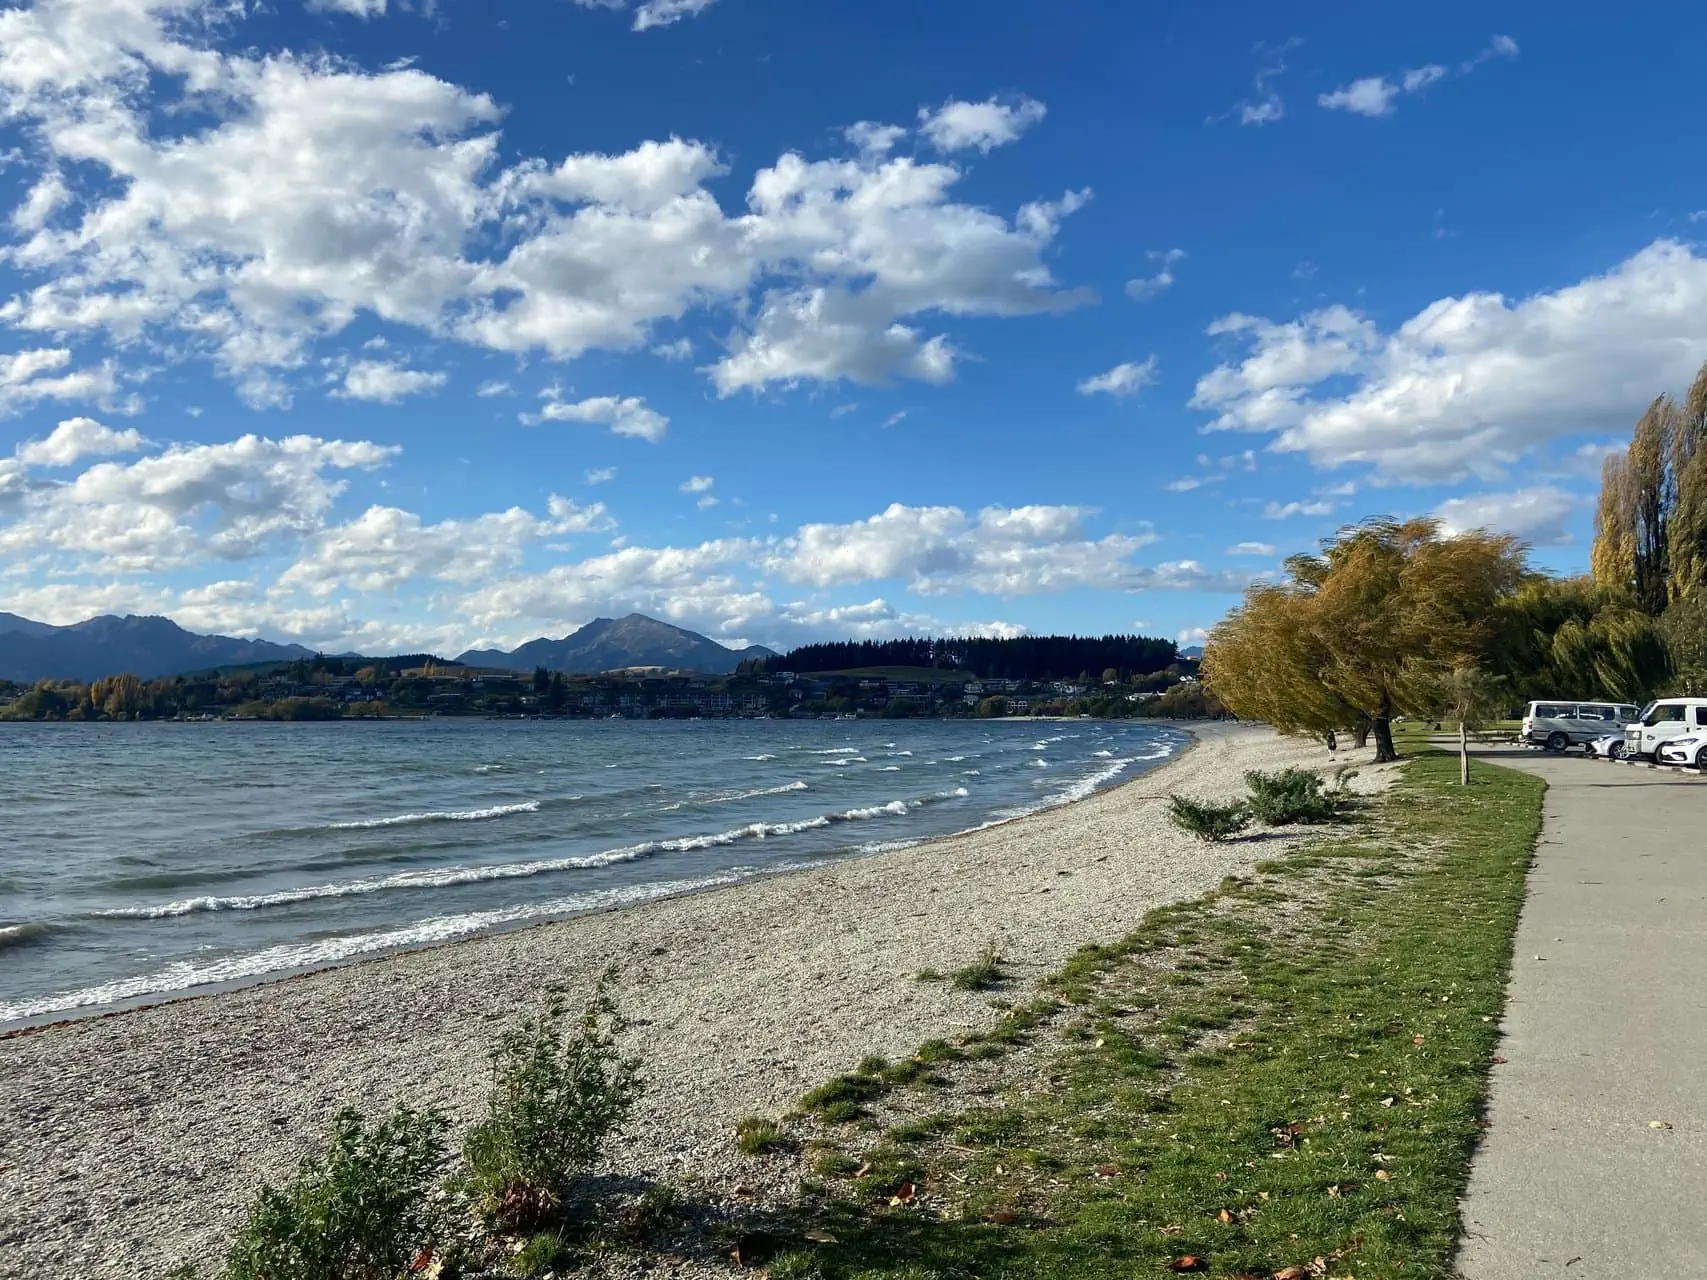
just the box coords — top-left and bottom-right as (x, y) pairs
(93, 788), (962, 921)
(9, 874), (747, 1024)
(326, 801), (540, 830)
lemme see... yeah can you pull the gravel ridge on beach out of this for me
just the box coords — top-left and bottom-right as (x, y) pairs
(0, 723), (1374, 1278)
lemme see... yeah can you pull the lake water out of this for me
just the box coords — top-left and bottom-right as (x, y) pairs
(0, 718), (1188, 1024)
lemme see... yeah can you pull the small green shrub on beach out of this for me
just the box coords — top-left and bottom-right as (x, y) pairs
(735, 1115), (794, 1155)
(463, 972), (642, 1231)
(1165, 795), (1252, 842)
(515, 1230), (578, 1277)
(950, 946), (1005, 991)
(219, 1105), (448, 1280)
(1244, 767), (1340, 825)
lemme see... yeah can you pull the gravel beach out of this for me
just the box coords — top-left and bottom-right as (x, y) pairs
(0, 722), (1374, 1278)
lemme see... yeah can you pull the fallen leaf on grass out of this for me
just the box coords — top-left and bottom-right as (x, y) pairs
(889, 1182), (917, 1206)
(986, 1209), (1019, 1225)
(1491, 1055), (1507, 1065)
(853, 1161), (872, 1178)
(1096, 1163), (1121, 1178)
(1218, 1208), (1235, 1224)
(1412, 1034), (1425, 1047)
(1273, 1268), (1309, 1280)
(1169, 1257), (1207, 1273)
(1159, 1224), (1183, 1236)
(1374, 1169), (1392, 1182)
(803, 1229), (839, 1244)
(1379, 1096), (1396, 1107)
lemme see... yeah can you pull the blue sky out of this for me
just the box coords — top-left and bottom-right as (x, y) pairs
(1, 0), (1704, 657)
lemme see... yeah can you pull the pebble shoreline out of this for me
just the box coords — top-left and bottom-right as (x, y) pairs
(0, 723), (1372, 1278)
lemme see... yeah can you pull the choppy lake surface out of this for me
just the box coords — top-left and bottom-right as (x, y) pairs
(0, 718), (1188, 1023)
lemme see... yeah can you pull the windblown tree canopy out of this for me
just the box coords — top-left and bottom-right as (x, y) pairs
(1496, 577), (1670, 705)
(1592, 360), (1707, 610)
(1587, 358), (1707, 691)
(1203, 519), (1529, 763)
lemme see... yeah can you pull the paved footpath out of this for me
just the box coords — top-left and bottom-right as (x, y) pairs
(1456, 747), (1707, 1277)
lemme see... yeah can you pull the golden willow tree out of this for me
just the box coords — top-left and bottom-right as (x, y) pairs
(1592, 363), (1707, 608)
(1203, 519), (1528, 763)
(1589, 360), (1707, 692)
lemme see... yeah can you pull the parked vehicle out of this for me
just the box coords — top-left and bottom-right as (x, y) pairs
(1586, 733), (1629, 760)
(1655, 734), (1707, 768)
(1624, 698), (1707, 761)
(1521, 701), (1642, 751)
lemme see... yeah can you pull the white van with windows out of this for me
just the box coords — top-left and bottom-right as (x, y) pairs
(1625, 698), (1707, 763)
(1522, 701), (1642, 752)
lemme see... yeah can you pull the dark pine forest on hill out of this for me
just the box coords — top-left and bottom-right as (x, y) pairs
(767, 634), (1178, 681)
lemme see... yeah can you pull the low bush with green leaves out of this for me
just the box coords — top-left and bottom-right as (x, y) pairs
(462, 972), (643, 1231)
(218, 1105), (449, 1280)
(1244, 766), (1341, 825)
(1165, 794), (1252, 842)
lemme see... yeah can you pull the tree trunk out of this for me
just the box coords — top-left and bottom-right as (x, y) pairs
(1371, 690), (1399, 763)
(1354, 717), (1372, 748)
(1459, 720), (1470, 786)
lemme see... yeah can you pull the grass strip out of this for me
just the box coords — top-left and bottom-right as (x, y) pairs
(777, 752), (1542, 1280)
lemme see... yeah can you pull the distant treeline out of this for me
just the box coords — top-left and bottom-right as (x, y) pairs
(769, 634), (1180, 681)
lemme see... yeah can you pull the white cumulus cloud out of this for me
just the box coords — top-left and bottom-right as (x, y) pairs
(1078, 356), (1159, 398)
(1126, 249), (1186, 302)
(1193, 240), (1707, 482)
(17, 417), (147, 467)
(917, 95), (1046, 153)
(531, 395), (668, 442)
(337, 361), (448, 404)
(1433, 486), (1580, 546)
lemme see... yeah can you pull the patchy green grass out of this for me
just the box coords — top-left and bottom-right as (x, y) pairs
(771, 752), (1542, 1280)
(950, 946), (1007, 992)
(735, 1115), (795, 1156)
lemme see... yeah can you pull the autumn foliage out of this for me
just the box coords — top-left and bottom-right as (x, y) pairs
(1203, 518), (1527, 762)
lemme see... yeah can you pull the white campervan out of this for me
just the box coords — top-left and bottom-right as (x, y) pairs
(1521, 701), (1641, 751)
(1625, 698), (1707, 763)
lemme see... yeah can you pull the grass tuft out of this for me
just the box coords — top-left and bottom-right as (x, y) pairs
(950, 946), (1006, 991)
(735, 1115), (795, 1156)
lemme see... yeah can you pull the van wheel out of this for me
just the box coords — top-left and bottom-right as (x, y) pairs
(1545, 731), (1569, 752)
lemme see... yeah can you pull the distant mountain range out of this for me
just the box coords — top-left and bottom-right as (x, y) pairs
(458, 613), (776, 675)
(0, 614), (315, 683)
(1179, 645), (1206, 660)
(0, 609), (776, 684)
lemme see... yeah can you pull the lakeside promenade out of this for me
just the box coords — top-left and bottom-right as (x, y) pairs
(1458, 747), (1707, 1276)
